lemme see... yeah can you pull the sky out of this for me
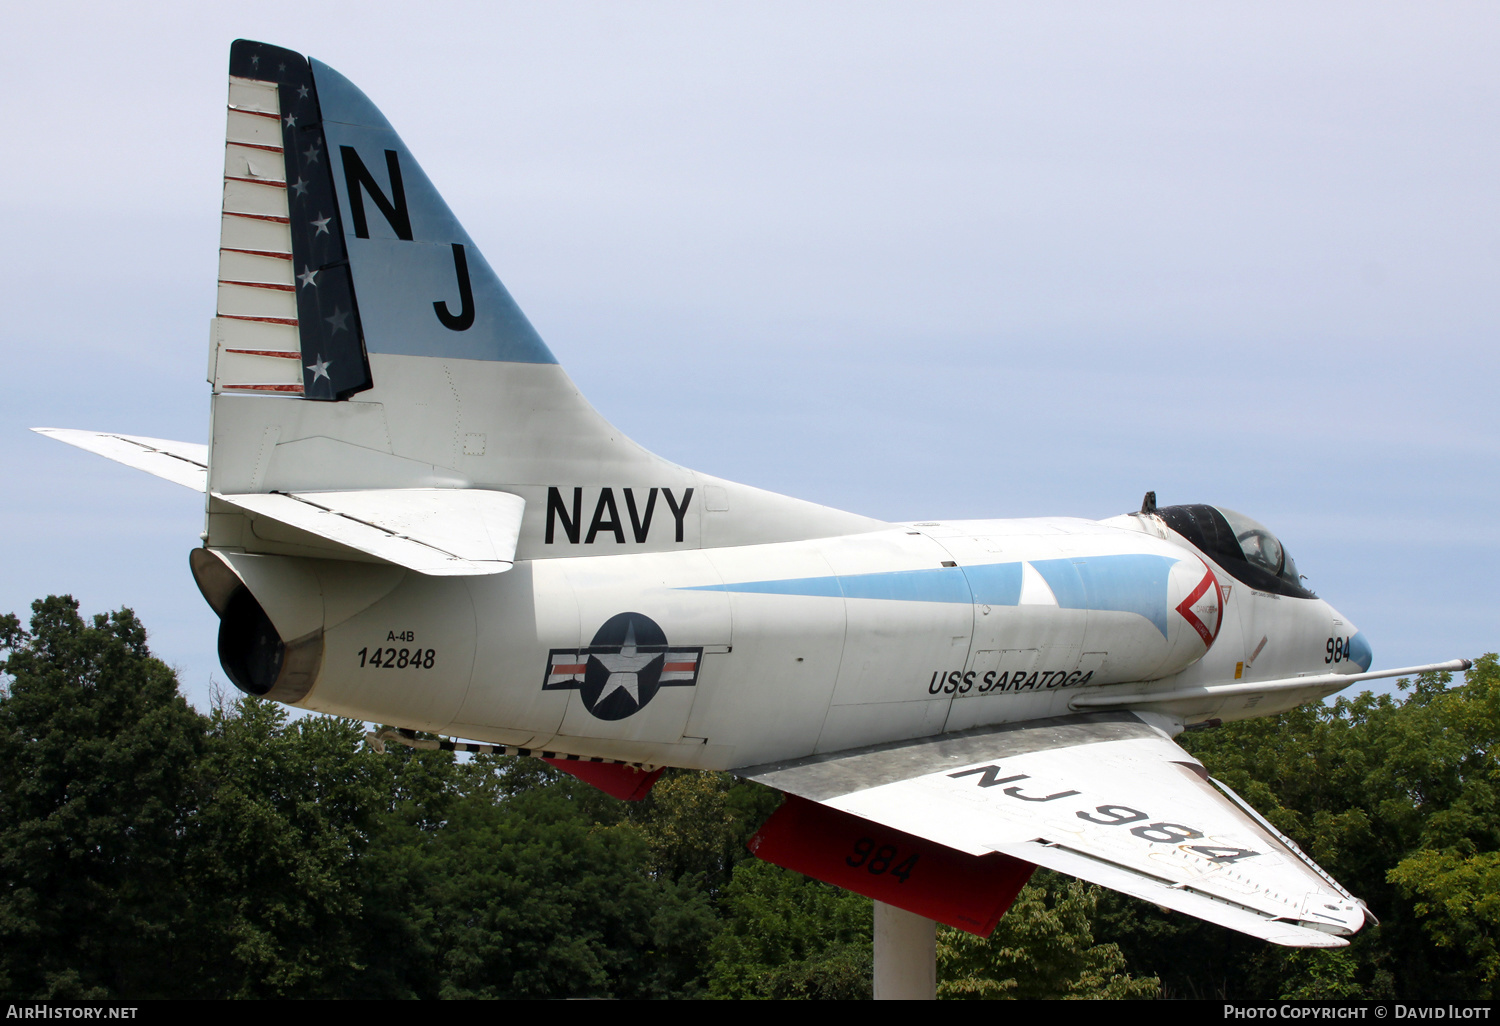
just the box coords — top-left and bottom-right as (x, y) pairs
(2, 2), (1495, 715)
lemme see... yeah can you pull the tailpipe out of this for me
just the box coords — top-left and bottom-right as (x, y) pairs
(190, 548), (323, 703)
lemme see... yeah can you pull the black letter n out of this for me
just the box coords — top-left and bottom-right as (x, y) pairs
(948, 765), (1026, 789)
(546, 487), (582, 544)
(341, 147), (414, 240)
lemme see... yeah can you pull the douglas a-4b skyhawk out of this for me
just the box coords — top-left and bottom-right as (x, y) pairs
(40, 40), (1468, 949)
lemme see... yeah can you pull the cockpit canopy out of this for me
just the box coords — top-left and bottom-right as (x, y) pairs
(1156, 504), (1315, 599)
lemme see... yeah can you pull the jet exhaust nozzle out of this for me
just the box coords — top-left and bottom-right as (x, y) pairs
(217, 587), (285, 697)
(215, 586), (324, 702)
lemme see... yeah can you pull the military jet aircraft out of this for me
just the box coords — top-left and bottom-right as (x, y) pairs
(38, 40), (1468, 948)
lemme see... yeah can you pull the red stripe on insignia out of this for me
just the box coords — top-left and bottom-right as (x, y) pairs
(222, 383), (303, 393)
(219, 279), (296, 292)
(219, 314), (299, 325)
(225, 349), (301, 359)
(551, 663), (586, 675)
(663, 662), (697, 673)
(223, 211), (291, 224)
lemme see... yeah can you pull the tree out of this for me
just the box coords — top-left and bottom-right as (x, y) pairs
(1384, 653), (1500, 998)
(938, 872), (1158, 999)
(345, 753), (723, 999)
(707, 859), (874, 999)
(0, 597), (206, 999)
(630, 770), (781, 891)
(181, 697), (387, 998)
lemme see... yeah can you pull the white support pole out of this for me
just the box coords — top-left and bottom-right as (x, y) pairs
(873, 901), (936, 1000)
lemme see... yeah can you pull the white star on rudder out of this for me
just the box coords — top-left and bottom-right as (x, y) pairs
(306, 355), (332, 382)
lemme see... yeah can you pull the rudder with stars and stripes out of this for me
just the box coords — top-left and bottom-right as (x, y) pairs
(210, 40), (372, 400)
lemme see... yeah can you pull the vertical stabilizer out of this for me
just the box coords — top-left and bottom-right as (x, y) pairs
(311, 58), (555, 367)
(205, 41), (883, 560)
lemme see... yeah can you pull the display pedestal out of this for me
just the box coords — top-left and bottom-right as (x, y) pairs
(872, 901), (936, 1000)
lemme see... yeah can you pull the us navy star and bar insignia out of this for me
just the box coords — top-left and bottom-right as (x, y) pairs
(543, 612), (704, 721)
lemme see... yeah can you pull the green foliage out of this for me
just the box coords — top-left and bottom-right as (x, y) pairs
(316, 750), (728, 999)
(938, 872), (1158, 999)
(1382, 654), (1500, 997)
(184, 698), (386, 997)
(631, 770), (779, 891)
(1388, 850), (1500, 992)
(0, 597), (737, 1000)
(1276, 949), (1366, 1001)
(707, 859), (873, 999)
(398, 764), (713, 999)
(0, 597), (206, 999)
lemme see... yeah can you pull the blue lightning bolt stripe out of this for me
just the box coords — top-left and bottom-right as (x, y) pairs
(681, 554), (1180, 637)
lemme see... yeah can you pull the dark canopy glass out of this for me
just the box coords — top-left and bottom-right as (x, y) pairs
(1156, 504), (1314, 599)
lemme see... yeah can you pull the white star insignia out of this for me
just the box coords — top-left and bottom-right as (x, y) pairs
(297, 84), (310, 100)
(291, 176), (309, 198)
(306, 354), (331, 382)
(303, 141), (321, 164)
(297, 265), (319, 289)
(284, 113), (298, 128)
(250, 54), (260, 68)
(325, 307), (350, 334)
(593, 622), (660, 705)
(311, 213), (331, 236)
(278, 62), (287, 74)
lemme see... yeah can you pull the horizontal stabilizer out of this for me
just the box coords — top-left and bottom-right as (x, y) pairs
(216, 488), (525, 575)
(34, 428), (208, 491)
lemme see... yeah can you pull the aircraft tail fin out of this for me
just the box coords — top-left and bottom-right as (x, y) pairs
(203, 41), (880, 561)
(213, 42), (365, 398)
(211, 40), (556, 399)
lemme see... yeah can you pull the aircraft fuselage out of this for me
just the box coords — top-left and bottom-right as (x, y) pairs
(252, 512), (1364, 771)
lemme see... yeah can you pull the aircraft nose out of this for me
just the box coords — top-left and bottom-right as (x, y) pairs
(1345, 630), (1373, 672)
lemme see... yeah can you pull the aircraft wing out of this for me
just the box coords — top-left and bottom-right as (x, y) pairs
(741, 711), (1368, 947)
(34, 428), (208, 491)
